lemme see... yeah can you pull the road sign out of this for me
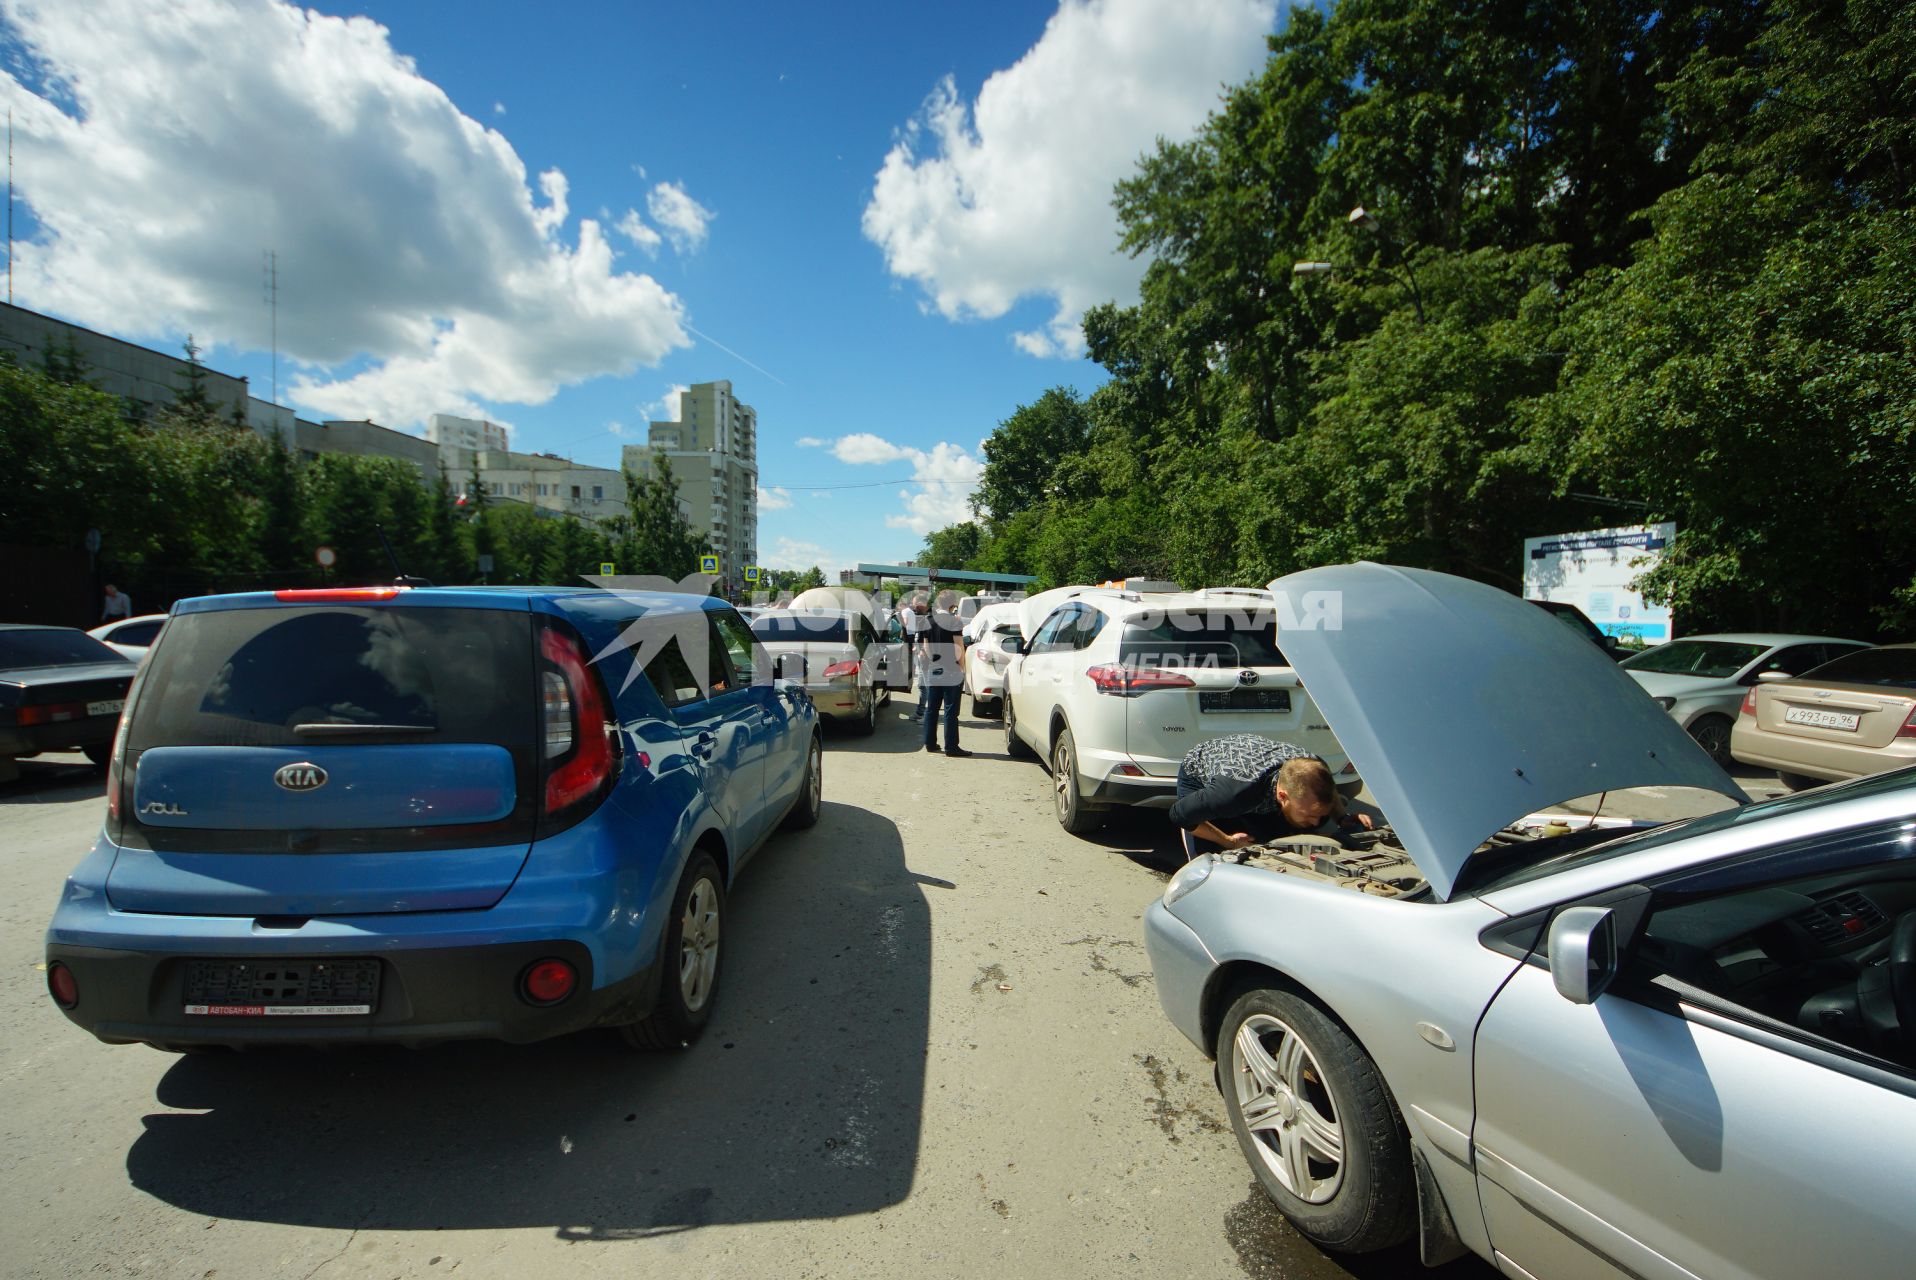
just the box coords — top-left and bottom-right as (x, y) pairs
(476, 553), (493, 574)
(83, 528), (101, 554)
(599, 561), (615, 576)
(700, 554), (720, 575)
(314, 545), (338, 569)
(743, 565), (760, 584)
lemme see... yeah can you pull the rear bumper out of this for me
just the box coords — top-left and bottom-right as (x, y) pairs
(1084, 771), (1178, 808)
(0, 715), (118, 757)
(807, 683), (863, 716)
(44, 937), (655, 1047)
(1731, 724), (1916, 782)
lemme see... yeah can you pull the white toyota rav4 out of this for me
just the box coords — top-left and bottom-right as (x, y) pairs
(1003, 586), (1358, 832)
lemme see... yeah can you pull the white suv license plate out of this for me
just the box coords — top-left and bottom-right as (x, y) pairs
(1784, 707), (1860, 732)
(86, 699), (124, 717)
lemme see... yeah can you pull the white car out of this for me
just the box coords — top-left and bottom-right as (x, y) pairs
(961, 602), (1023, 718)
(1003, 587), (1356, 832)
(86, 613), (168, 662)
(1622, 632), (1867, 767)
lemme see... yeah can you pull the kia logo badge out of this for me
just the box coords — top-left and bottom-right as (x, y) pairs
(1238, 670), (1259, 686)
(274, 762), (328, 792)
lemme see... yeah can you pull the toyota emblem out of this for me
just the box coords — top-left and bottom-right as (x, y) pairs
(1238, 670), (1259, 686)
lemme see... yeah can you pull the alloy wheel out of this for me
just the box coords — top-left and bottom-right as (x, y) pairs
(1231, 1013), (1345, 1204)
(678, 877), (722, 1012)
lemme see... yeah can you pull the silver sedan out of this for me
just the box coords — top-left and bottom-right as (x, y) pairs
(1145, 563), (1916, 1278)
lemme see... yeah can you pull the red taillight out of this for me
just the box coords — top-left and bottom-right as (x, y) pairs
(273, 587), (402, 601)
(1085, 664), (1196, 694)
(520, 958), (577, 1005)
(1740, 688), (1758, 717)
(47, 963), (78, 1009)
(540, 625), (616, 816)
(16, 700), (87, 725)
(822, 659), (861, 680)
(1899, 707), (1916, 739)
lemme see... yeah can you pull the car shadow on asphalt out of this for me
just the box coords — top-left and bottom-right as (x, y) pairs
(123, 799), (929, 1240)
(0, 757), (105, 804)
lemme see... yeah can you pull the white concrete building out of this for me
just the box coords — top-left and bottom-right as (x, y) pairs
(427, 413), (510, 476)
(459, 448), (623, 523)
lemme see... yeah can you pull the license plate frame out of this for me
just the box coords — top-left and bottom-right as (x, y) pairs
(183, 957), (381, 1016)
(1199, 689), (1293, 714)
(1783, 706), (1860, 732)
(86, 699), (124, 717)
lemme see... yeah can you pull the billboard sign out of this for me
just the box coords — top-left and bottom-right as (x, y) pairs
(1523, 523), (1676, 643)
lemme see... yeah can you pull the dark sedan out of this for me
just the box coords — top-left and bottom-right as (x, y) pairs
(0, 624), (137, 782)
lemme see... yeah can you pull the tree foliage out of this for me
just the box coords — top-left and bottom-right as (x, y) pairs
(919, 0), (1916, 637)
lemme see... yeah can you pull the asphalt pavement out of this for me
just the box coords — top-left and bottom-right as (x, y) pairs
(1, 717), (1785, 1278)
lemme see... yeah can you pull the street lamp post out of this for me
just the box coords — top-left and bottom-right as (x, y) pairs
(1291, 205), (1425, 322)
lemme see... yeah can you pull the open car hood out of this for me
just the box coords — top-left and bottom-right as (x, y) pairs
(1267, 563), (1747, 901)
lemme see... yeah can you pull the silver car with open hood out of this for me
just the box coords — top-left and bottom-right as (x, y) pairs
(1144, 562), (1916, 1278)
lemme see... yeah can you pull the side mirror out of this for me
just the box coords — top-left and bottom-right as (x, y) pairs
(1755, 670), (1793, 683)
(1548, 906), (1619, 1005)
(774, 652), (804, 682)
(1602, 634), (1621, 651)
(999, 635), (1021, 653)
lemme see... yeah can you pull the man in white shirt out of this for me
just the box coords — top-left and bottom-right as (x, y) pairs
(903, 596), (931, 722)
(100, 584), (132, 623)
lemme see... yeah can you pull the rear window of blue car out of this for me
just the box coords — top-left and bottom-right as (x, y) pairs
(127, 607), (534, 750)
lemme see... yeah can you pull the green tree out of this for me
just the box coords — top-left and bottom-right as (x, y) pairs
(620, 451), (707, 578)
(972, 388), (1093, 525)
(918, 521), (984, 570)
(171, 335), (218, 425)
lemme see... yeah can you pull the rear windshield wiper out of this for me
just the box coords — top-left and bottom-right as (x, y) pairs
(293, 722), (437, 736)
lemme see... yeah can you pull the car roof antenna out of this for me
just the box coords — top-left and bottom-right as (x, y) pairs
(375, 523), (435, 588)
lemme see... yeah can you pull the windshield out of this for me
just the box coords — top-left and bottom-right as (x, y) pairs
(1799, 647), (1916, 689)
(1622, 640), (1767, 678)
(1118, 612), (1286, 669)
(751, 615), (850, 644)
(0, 628), (127, 669)
(1470, 768), (1916, 894)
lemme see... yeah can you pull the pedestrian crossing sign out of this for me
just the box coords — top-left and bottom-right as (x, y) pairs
(599, 561), (615, 576)
(700, 554), (720, 575)
(743, 565), (760, 584)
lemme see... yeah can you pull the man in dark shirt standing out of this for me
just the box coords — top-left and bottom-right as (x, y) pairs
(1168, 733), (1368, 860)
(920, 592), (971, 757)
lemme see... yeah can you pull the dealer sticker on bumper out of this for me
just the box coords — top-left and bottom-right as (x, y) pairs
(184, 1004), (372, 1016)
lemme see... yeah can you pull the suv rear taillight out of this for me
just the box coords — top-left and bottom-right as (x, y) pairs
(1086, 664), (1196, 694)
(538, 624), (620, 824)
(1899, 707), (1916, 739)
(1739, 688), (1758, 717)
(273, 587), (402, 602)
(822, 660), (861, 680)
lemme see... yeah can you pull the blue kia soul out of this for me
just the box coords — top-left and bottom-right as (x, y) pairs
(44, 585), (821, 1051)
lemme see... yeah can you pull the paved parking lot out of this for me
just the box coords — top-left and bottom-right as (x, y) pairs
(2, 719), (1785, 1278)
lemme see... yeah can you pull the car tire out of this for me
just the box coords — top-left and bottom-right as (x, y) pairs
(1215, 987), (1415, 1255)
(620, 851), (725, 1051)
(850, 686), (877, 736)
(782, 733), (822, 830)
(1051, 726), (1101, 834)
(1004, 696), (1036, 760)
(1779, 771), (1824, 792)
(1686, 714), (1734, 768)
(82, 743), (111, 768)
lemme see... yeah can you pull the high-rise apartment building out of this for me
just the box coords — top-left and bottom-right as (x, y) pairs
(622, 380), (758, 578)
(426, 413), (510, 476)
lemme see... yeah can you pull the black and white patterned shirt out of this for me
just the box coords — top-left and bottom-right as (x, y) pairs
(1171, 734), (1322, 831)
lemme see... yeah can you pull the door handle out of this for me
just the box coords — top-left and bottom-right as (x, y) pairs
(691, 730), (716, 759)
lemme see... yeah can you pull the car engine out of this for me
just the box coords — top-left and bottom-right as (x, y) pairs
(1233, 821), (1572, 899)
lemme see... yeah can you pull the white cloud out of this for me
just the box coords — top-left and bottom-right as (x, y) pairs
(756, 484), (793, 511)
(795, 436), (826, 448)
(861, 0), (1275, 357)
(493, 101), (505, 116)
(642, 383), (688, 422)
(831, 432), (915, 466)
(762, 537), (840, 573)
(0, 0), (690, 426)
(812, 432), (983, 535)
(646, 181), (714, 254)
(615, 208), (663, 255)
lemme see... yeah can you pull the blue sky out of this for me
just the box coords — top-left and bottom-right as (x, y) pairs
(0, 0), (1281, 572)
